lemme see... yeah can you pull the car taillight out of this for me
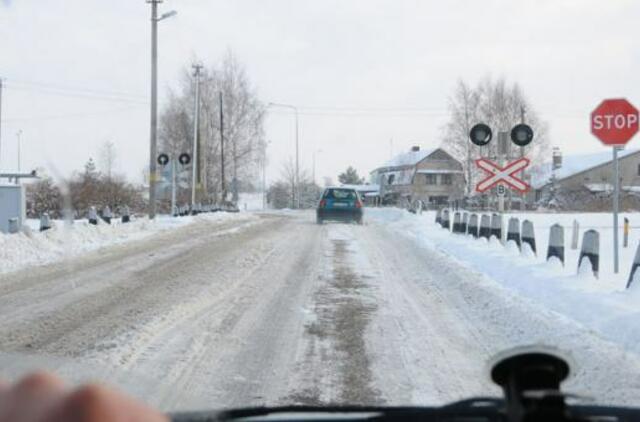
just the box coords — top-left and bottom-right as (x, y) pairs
(319, 199), (326, 208)
(355, 200), (362, 208)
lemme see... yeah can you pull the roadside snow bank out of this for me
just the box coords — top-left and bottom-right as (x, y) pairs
(366, 208), (640, 356)
(0, 212), (256, 276)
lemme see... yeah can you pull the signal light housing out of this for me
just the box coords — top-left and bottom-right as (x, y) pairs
(469, 123), (493, 146)
(510, 124), (534, 147)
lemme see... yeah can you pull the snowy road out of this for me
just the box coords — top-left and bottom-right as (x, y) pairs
(1, 210), (640, 411)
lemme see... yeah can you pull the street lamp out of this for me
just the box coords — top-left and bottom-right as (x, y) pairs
(159, 10), (177, 20)
(147, 0), (177, 219)
(268, 102), (299, 209)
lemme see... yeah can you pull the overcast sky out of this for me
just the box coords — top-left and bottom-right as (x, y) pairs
(1, 0), (639, 185)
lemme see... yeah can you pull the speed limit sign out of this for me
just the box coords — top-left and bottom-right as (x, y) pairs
(496, 184), (506, 197)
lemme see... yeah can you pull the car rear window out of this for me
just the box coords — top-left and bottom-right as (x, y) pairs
(324, 189), (357, 200)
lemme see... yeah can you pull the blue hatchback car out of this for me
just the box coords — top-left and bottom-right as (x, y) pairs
(316, 187), (363, 225)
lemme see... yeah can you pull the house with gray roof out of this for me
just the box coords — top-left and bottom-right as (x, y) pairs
(530, 148), (640, 209)
(370, 146), (464, 206)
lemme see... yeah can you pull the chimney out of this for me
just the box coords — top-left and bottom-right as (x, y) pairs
(411, 146), (420, 152)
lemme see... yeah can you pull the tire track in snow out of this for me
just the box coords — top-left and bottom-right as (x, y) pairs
(287, 224), (381, 405)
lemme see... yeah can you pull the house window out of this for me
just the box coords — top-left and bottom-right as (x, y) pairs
(387, 174), (395, 185)
(441, 174), (453, 185)
(425, 174), (437, 185)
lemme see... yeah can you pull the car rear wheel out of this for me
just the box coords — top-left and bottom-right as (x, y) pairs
(316, 217), (323, 225)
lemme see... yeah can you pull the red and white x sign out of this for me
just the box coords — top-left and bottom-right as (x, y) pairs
(475, 157), (530, 193)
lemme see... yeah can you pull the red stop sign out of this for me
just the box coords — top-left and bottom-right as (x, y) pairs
(591, 98), (639, 145)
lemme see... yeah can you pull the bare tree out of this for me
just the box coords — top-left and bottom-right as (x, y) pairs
(441, 77), (550, 194)
(268, 158), (318, 209)
(159, 50), (266, 204)
(26, 176), (62, 218)
(441, 80), (480, 195)
(280, 158), (297, 209)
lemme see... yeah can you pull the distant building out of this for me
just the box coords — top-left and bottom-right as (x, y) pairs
(530, 148), (640, 210)
(370, 146), (464, 207)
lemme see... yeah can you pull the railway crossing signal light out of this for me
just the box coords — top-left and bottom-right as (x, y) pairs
(179, 153), (191, 165)
(157, 153), (169, 166)
(469, 123), (534, 147)
(469, 123), (493, 146)
(510, 124), (534, 147)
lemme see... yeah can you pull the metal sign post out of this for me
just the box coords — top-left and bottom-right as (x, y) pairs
(613, 146), (620, 273)
(497, 184), (506, 212)
(590, 98), (640, 274)
(171, 159), (177, 216)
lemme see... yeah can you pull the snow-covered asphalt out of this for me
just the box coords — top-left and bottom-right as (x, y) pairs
(1, 210), (640, 411)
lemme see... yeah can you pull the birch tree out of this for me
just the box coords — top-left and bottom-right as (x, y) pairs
(441, 77), (549, 195)
(159, 51), (266, 204)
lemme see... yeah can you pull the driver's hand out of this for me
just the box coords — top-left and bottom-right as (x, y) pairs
(0, 372), (167, 422)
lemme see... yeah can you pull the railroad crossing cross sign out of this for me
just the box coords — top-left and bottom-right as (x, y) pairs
(475, 157), (531, 193)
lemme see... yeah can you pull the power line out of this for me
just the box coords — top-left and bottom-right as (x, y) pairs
(3, 81), (149, 105)
(5, 84), (149, 105)
(1, 104), (148, 122)
(6, 78), (147, 100)
(267, 109), (449, 117)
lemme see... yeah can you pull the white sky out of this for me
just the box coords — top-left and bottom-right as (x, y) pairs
(0, 0), (639, 185)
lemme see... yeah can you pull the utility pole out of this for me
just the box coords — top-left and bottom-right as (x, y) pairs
(219, 92), (225, 202)
(294, 108), (299, 209)
(0, 79), (3, 171)
(148, 0), (159, 219)
(146, 0), (176, 219)
(191, 64), (203, 210)
(520, 105), (526, 210)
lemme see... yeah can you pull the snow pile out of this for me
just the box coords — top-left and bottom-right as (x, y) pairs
(0, 212), (256, 275)
(366, 208), (640, 357)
